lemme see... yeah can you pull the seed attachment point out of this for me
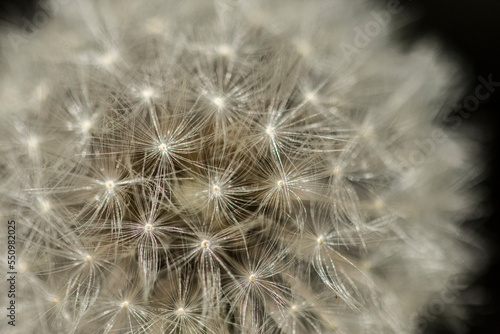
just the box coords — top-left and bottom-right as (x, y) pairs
(105, 181), (115, 190)
(158, 143), (168, 152)
(212, 97), (225, 108)
(201, 240), (210, 249)
(266, 127), (275, 137)
(217, 44), (233, 58)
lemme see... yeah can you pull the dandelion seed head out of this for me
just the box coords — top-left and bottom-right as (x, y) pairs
(0, 0), (483, 333)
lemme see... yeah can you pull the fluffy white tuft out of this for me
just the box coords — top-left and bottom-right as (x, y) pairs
(0, 0), (483, 333)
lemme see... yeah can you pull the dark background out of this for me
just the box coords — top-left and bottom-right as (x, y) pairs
(1, 0), (499, 333)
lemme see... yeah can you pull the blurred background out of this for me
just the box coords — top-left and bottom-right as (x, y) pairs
(1, 0), (499, 333)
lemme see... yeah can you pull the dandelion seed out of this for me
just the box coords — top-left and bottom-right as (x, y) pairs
(304, 91), (317, 103)
(266, 126), (275, 137)
(39, 199), (51, 212)
(98, 50), (118, 67)
(249, 274), (257, 282)
(332, 166), (342, 176)
(26, 137), (38, 150)
(144, 223), (154, 232)
(105, 180), (115, 191)
(81, 120), (92, 132)
(158, 143), (168, 153)
(141, 88), (154, 100)
(121, 301), (130, 309)
(212, 96), (225, 108)
(18, 261), (28, 274)
(217, 44), (233, 58)
(373, 199), (384, 210)
(361, 125), (374, 139)
(34, 83), (49, 101)
(360, 260), (371, 271)
(294, 40), (312, 57)
(176, 308), (185, 316)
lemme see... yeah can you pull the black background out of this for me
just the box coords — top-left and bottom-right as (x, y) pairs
(1, 0), (499, 333)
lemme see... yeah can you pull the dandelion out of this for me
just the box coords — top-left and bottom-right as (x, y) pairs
(0, 0), (483, 333)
